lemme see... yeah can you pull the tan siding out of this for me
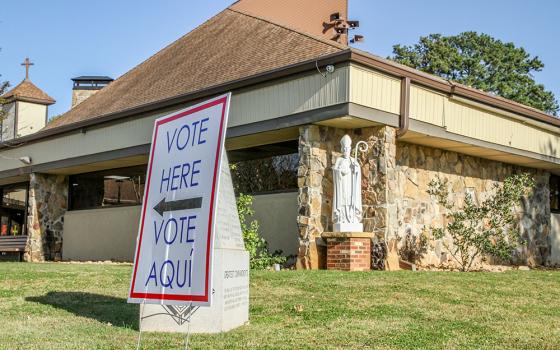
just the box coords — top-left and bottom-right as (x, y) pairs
(17, 102), (47, 137)
(349, 64), (400, 115)
(410, 85), (445, 127)
(229, 66), (349, 127)
(349, 64), (560, 161)
(0, 70), (350, 174)
(445, 100), (560, 158)
(405, 81), (560, 159)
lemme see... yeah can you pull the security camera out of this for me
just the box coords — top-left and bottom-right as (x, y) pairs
(19, 156), (32, 165)
(326, 65), (335, 74)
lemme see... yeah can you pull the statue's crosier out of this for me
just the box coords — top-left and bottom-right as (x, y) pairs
(332, 135), (364, 232)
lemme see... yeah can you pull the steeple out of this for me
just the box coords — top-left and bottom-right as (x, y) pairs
(2, 57), (54, 105)
(0, 58), (55, 141)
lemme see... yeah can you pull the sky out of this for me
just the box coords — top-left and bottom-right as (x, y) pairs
(1, 0), (559, 118)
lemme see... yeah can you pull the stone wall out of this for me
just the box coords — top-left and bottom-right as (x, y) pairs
(394, 142), (551, 267)
(297, 126), (340, 269)
(297, 124), (552, 269)
(25, 173), (68, 262)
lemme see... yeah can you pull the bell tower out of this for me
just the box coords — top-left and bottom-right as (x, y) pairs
(0, 58), (55, 141)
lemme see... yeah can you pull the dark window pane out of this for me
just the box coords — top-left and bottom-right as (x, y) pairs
(2, 187), (26, 209)
(231, 152), (298, 195)
(0, 184), (28, 236)
(70, 166), (147, 210)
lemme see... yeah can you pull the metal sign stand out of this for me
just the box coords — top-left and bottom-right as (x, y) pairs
(136, 300), (200, 349)
(135, 301), (144, 350)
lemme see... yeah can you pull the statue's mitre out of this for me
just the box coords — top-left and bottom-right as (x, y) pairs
(340, 134), (352, 147)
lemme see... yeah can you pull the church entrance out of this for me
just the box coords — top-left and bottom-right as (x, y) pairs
(0, 183), (29, 261)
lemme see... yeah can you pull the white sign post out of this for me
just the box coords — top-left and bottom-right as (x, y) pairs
(129, 94), (249, 333)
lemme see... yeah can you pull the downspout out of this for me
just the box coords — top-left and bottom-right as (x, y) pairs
(397, 77), (411, 138)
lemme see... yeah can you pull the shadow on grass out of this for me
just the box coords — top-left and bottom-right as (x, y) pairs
(26, 292), (139, 330)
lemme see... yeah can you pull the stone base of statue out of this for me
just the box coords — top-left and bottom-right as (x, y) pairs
(321, 232), (373, 271)
(333, 223), (363, 232)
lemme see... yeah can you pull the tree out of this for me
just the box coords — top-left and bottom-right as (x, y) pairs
(391, 32), (559, 116)
(0, 75), (8, 122)
(47, 114), (64, 124)
(427, 173), (535, 271)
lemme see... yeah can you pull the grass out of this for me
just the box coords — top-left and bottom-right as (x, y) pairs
(0, 263), (559, 349)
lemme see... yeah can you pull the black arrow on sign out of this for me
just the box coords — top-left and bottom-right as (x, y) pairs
(153, 197), (203, 217)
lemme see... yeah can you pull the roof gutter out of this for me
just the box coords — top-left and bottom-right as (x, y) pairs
(348, 50), (560, 128)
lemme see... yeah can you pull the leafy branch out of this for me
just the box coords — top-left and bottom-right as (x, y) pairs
(391, 32), (559, 115)
(427, 173), (534, 271)
(0, 80), (8, 123)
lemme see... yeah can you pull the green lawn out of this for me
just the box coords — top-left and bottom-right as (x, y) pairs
(0, 263), (559, 349)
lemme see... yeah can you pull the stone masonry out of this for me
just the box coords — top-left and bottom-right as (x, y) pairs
(297, 124), (552, 269)
(393, 143), (551, 267)
(25, 173), (68, 262)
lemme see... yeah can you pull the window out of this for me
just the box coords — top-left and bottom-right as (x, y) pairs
(69, 166), (147, 210)
(229, 141), (298, 195)
(551, 175), (560, 214)
(0, 184), (28, 236)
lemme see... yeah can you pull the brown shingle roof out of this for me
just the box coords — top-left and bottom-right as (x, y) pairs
(2, 79), (55, 105)
(46, 8), (344, 130)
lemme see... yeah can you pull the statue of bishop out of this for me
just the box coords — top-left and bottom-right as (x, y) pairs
(332, 135), (363, 232)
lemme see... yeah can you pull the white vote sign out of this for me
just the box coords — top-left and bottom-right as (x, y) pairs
(129, 94), (231, 306)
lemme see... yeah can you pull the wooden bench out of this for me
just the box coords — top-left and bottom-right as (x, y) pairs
(0, 236), (28, 261)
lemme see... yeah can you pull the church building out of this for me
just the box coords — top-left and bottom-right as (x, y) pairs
(0, 0), (559, 268)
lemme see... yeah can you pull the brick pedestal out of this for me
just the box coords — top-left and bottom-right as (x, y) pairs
(321, 232), (373, 271)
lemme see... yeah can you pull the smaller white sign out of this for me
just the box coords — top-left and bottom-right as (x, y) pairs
(128, 94), (231, 306)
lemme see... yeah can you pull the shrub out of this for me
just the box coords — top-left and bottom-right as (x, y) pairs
(236, 193), (286, 270)
(427, 173), (535, 271)
(398, 229), (429, 264)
